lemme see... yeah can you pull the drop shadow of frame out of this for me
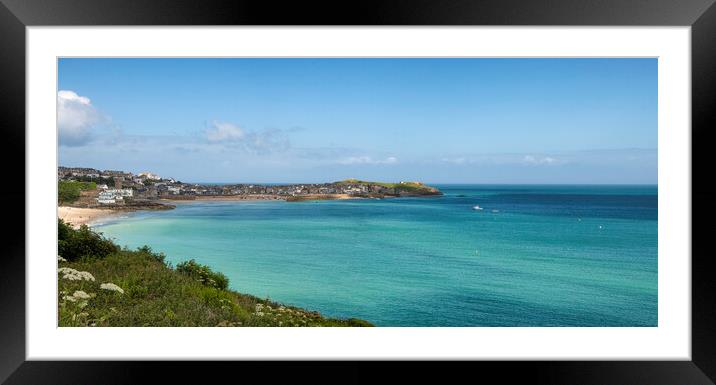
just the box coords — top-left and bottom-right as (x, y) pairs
(1, 0), (715, 383)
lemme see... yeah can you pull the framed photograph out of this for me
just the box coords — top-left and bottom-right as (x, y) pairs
(2, 0), (715, 383)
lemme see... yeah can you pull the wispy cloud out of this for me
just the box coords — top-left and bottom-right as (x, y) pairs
(290, 147), (399, 167)
(439, 153), (563, 166)
(205, 121), (290, 154)
(206, 121), (245, 142)
(437, 149), (658, 169)
(338, 156), (398, 165)
(522, 155), (559, 165)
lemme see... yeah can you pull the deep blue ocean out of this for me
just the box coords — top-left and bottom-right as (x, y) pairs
(94, 185), (657, 326)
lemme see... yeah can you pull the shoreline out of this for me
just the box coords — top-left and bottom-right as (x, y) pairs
(59, 192), (425, 228)
(161, 194), (286, 202)
(160, 193), (361, 202)
(58, 206), (124, 228)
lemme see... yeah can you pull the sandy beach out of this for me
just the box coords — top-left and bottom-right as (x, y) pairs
(58, 207), (118, 228)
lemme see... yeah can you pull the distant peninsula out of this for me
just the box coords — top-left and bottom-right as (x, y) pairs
(57, 167), (443, 210)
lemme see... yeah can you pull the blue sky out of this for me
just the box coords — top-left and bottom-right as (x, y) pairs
(58, 58), (657, 184)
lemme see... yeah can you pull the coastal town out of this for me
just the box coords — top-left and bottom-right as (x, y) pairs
(58, 166), (442, 209)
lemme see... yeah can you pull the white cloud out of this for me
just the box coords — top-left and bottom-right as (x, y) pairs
(57, 90), (101, 146)
(440, 157), (468, 165)
(439, 154), (562, 166)
(338, 156), (398, 165)
(205, 121), (290, 154)
(206, 121), (246, 142)
(522, 155), (558, 165)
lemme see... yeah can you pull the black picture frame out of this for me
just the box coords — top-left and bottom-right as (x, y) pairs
(1, 0), (714, 383)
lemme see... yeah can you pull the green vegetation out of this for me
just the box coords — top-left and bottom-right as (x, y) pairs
(70, 175), (115, 186)
(135, 245), (166, 264)
(58, 180), (96, 204)
(176, 259), (229, 290)
(338, 179), (440, 194)
(58, 220), (119, 261)
(57, 220), (372, 327)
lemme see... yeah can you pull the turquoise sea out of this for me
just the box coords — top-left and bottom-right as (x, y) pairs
(95, 185), (658, 326)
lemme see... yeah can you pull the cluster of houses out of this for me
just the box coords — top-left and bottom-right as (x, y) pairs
(97, 187), (134, 204)
(58, 166), (430, 205)
(58, 167), (130, 180)
(59, 166), (163, 205)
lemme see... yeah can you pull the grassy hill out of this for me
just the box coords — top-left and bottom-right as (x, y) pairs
(337, 179), (441, 195)
(58, 180), (96, 204)
(57, 220), (372, 327)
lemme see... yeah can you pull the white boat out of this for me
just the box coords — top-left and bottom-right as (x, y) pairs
(472, 205), (483, 210)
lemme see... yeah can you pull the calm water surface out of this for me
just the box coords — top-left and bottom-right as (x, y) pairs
(95, 185), (657, 326)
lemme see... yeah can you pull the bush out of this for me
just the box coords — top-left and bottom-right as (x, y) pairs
(176, 259), (229, 290)
(58, 180), (96, 204)
(345, 318), (374, 327)
(73, 175), (114, 186)
(136, 245), (166, 265)
(58, 219), (119, 261)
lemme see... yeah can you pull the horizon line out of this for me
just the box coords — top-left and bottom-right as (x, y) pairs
(186, 181), (658, 186)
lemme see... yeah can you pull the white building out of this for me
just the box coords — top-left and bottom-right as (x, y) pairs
(167, 186), (181, 194)
(139, 172), (161, 180)
(97, 191), (116, 204)
(105, 188), (133, 198)
(97, 188), (133, 204)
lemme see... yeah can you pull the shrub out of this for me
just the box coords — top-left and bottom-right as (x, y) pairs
(58, 180), (96, 204)
(345, 318), (374, 327)
(58, 219), (119, 261)
(176, 259), (229, 290)
(73, 175), (114, 186)
(136, 245), (166, 265)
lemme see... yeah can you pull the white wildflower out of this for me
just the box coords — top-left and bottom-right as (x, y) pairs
(100, 282), (125, 294)
(72, 290), (91, 299)
(58, 267), (79, 280)
(57, 267), (95, 282)
(58, 255), (67, 262)
(63, 295), (77, 302)
(78, 271), (95, 281)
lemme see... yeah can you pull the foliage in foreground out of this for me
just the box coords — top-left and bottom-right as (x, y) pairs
(176, 259), (229, 290)
(58, 219), (119, 261)
(57, 220), (372, 327)
(58, 180), (96, 204)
